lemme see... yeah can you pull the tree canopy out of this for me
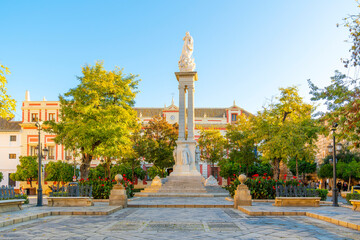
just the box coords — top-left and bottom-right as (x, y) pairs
(45, 161), (78, 182)
(0, 64), (16, 119)
(10, 156), (38, 187)
(45, 61), (140, 178)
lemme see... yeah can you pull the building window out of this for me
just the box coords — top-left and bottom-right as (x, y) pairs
(65, 149), (72, 160)
(9, 154), (16, 159)
(231, 113), (237, 122)
(10, 135), (16, 142)
(48, 113), (55, 121)
(48, 146), (55, 160)
(30, 146), (37, 156)
(31, 113), (38, 122)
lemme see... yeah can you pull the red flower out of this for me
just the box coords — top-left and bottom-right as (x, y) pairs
(86, 178), (89, 181)
(299, 180), (301, 183)
(253, 174), (259, 178)
(123, 174), (126, 177)
(44, 181), (48, 185)
(233, 174), (236, 176)
(262, 176), (266, 179)
(284, 174), (287, 177)
(297, 184), (300, 186)
(258, 181), (261, 183)
(54, 181), (57, 184)
(99, 176), (101, 179)
(275, 180), (277, 182)
(112, 179), (116, 182)
(105, 178), (108, 181)
(264, 173), (267, 176)
(272, 186), (275, 190)
(102, 184), (105, 187)
(293, 176), (297, 179)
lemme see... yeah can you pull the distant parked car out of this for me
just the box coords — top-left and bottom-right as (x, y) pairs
(351, 185), (360, 194)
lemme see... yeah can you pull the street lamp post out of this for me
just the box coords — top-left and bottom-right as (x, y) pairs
(327, 123), (342, 207)
(35, 122), (48, 207)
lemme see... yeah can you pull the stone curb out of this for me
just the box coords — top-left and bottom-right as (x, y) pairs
(0, 206), (122, 229)
(237, 207), (360, 231)
(128, 204), (233, 208)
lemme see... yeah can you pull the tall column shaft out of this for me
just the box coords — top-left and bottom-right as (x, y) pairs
(187, 85), (194, 140)
(178, 85), (186, 140)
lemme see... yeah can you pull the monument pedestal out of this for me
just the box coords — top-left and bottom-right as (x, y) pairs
(109, 185), (127, 207)
(234, 184), (252, 208)
(171, 140), (201, 177)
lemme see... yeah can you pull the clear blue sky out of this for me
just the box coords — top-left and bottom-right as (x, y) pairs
(0, 0), (357, 120)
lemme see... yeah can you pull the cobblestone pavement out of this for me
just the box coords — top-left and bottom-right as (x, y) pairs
(1, 208), (360, 239)
(128, 197), (233, 206)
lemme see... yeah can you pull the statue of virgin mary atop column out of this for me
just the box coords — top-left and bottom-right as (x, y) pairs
(178, 32), (196, 72)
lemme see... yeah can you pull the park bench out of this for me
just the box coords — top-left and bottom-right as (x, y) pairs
(0, 186), (25, 213)
(350, 200), (360, 211)
(274, 185), (321, 207)
(48, 182), (93, 207)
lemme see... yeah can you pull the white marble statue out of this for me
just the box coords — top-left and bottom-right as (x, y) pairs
(182, 144), (192, 165)
(195, 145), (201, 164)
(178, 32), (196, 72)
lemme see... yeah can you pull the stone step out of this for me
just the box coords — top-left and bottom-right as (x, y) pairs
(134, 192), (229, 197)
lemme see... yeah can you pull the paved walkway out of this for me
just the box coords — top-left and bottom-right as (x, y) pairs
(1, 207), (360, 239)
(128, 197), (233, 208)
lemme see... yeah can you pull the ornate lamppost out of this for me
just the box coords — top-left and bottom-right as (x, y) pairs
(35, 121), (48, 207)
(327, 123), (342, 207)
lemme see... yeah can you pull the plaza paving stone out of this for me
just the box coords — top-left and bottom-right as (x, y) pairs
(1, 203), (360, 239)
(128, 197), (233, 208)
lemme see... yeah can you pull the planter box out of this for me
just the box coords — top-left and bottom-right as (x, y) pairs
(48, 197), (94, 207)
(0, 199), (25, 213)
(274, 197), (321, 207)
(350, 200), (360, 211)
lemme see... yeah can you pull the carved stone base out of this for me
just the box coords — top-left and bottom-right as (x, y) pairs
(204, 175), (219, 186)
(171, 140), (201, 177)
(109, 185), (127, 207)
(234, 185), (252, 208)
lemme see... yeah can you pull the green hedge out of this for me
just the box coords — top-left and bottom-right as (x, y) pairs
(315, 189), (328, 201)
(346, 193), (360, 204)
(15, 194), (29, 204)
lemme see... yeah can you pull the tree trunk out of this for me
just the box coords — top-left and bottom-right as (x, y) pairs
(348, 176), (351, 191)
(80, 153), (92, 179)
(29, 178), (32, 188)
(273, 158), (280, 180)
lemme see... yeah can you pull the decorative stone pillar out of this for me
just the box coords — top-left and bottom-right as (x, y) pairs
(187, 85), (194, 140)
(234, 174), (252, 209)
(109, 175), (127, 207)
(178, 85), (186, 140)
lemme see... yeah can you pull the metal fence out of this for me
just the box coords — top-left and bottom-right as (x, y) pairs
(0, 185), (16, 200)
(49, 182), (92, 197)
(276, 184), (319, 197)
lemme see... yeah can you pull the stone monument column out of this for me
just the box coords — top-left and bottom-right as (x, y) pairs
(187, 85), (194, 140)
(178, 84), (186, 140)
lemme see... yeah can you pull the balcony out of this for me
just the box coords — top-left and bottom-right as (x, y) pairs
(48, 156), (55, 160)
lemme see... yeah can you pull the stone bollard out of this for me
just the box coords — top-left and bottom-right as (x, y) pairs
(234, 174), (252, 209)
(109, 174), (127, 207)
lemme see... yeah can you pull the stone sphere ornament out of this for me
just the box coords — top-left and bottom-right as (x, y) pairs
(115, 174), (123, 185)
(238, 174), (247, 185)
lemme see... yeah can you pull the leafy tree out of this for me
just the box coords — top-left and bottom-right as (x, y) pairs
(0, 63), (16, 119)
(337, 160), (360, 191)
(110, 162), (146, 181)
(10, 156), (38, 187)
(0, 172), (3, 182)
(198, 129), (226, 177)
(225, 114), (257, 175)
(288, 158), (316, 180)
(45, 161), (78, 182)
(318, 164), (333, 179)
(254, 86), (319, 179)
(141, 116), (178, 178)
(45, 61), (140, 179)
(308, 71), (360, 148)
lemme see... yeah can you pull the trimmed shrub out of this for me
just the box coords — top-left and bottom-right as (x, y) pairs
(315, 189), (328, 201)
(346, 193), (360, 204)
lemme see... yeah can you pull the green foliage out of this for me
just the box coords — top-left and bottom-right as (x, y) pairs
(247, 162), (273, 178)
(225, 114), (257, 175)
(88, 163), (145, 182)
(10, 156), (38, 187)
(0, 63), (16, 119)
(308, 71), (360, 148)
(139, 116), (178, 177)
(0, 172), (3, 182)
(254, 87), (319, 179)
(15, 194), (29, 204)
(346, 193), (360, 205)
(318, 164), (333, 179)
(198, 129), (226, 176)
(45, 161), (79, 182)
(45, 61), (140, 179)
(218, 160), (272, 179)
(147, 166), (168, 179)
(315, 189), (328, 201)
(288, 158), (317, 177)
